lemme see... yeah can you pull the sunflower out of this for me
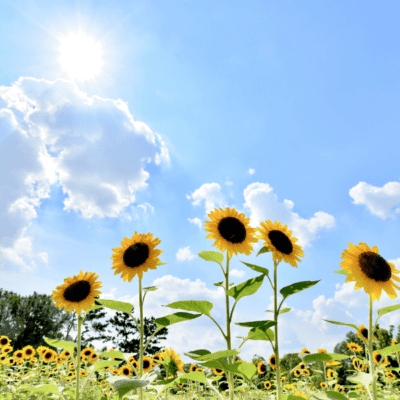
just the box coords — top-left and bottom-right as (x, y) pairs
(256, 220), (305, 267)
(161, 347), (186, 375)
(110, 232), (163, 282)
(52, 270), (103, 316)
(357, 324), (376, 344)
(340, 242), (400, 301)
(204, 207), (260, 259)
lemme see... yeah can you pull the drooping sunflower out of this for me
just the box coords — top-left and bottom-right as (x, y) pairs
(256, 220), (305, 267)
(204, 207), (260, 259)
(52, 270), (103, 316)
(340, 242), (400, 301)
(110, 232), (163, 282)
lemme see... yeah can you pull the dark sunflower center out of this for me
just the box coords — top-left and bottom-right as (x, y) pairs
(359, 252), (392, 282)
(268, 230), (293, 255)
(218, 217), (246, 244)
(63, 280), (92, 303)
(124, 243), (149, 268)
(361, 328), (368, 338)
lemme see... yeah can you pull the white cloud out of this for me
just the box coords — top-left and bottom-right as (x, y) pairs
(176, 246), (197, 262)
(225, 177), (233, 186)
(0, 77), (171, 271)
(349, 181), (400, 220)
(229, 269), (246, 278)
(187, 217), (202, 230)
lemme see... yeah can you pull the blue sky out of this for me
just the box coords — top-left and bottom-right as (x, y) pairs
(1, 0), (400, 366)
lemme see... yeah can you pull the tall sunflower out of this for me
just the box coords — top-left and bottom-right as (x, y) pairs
(110, 232), (163, 281)
(340, 242), (400, 301)
(256, 220), (305, 267)
(204, 207), (260, 258)
(253, 219), (304, 400)
(52, 270), (103, 317)
(203, 207), (262, 400)
(109, 231), (164, 400)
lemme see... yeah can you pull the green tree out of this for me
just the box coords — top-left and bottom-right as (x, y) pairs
(0, 289), (77, 365)
(0, 290), (27, 342)
(106, 310), (169, 358)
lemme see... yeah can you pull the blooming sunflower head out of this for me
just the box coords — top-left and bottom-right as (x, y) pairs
(341, 242), (400, 301)
(256, 220), (305, 268)
(204, 207), (260, 259)
(110, 232), (163, 282)
(52, 270), (103, 316)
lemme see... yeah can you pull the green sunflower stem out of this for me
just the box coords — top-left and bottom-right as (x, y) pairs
(369, 295), (377, 400)
(139, 276), (144, 400)
(75, 312), (83, 400)
(273, 259), (282, 400)
(225, 249), (235, 400)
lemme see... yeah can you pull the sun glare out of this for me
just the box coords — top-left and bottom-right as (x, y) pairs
(57, 32), (104, 81)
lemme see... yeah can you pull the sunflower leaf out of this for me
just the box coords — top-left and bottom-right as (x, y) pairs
(333, 269), (350, 276)
(142, 285), (158, 292)
(305, 390), (348, 399)
(106, 374), (155, 398)
(345, 370), (374, 397)
(239, 261), (270, 276)
(376, 304), (400, 320)
(94, 299), (134, 314)
(226, 274), (266, 301)
(154, 311), (202, 329)
(279, 280), (321, 300)
(196, 356), (258, 381)
(161, 371), (211, 391)
(20, 383), (64, 398)
(184, 348), (240, 362)
(256, 246), (271, 256)
(373, 343), (400, 359)
(183, 349), (212, 359)
(265, 307), (291, 315)
(198, 251), (224, 266)
(321, 319), (367, 341)
(214, 281), (235, 290)
(161, 300), (213, 317)
(246, 326), (275, 342)
(43, 337), (76, 354)
(234, 319), (276, 329)
(301, 353), (351, 363)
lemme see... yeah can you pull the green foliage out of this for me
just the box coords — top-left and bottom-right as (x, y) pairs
(0, 288), (75, 352)
(75, 295), (169, 358)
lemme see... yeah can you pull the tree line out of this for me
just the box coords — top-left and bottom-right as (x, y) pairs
(0, 289), (168, 365)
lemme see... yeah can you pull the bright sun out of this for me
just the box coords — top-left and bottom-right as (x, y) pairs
(57, 32), (104, 81)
